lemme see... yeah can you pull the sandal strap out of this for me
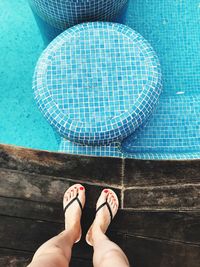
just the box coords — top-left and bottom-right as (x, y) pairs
(64, 193), (83, 214)
(96, 201), (113, 222)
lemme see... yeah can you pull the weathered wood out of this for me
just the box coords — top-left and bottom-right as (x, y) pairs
(0, 196), (63, 223)
(124, 184), (200, 210)
(0, 248), (31, 267)
(124, 158), (200, 187)
(0, 168), (121, 208)
(0, 215), (124, 262)
(0, 168), (69, 204)
(0, 144), (123, 186)
(1, 143), (200, 267)
(1, 197), (200, 246)
(124, 234), (200, 267)
(112, 210), (200, 245)
(0, 249), (92, 267)
(0, 215), (94, 260)
(0, 215), (63, 252)
(0, 255), (30, 267)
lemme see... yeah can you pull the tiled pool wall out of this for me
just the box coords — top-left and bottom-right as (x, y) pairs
(29, 0), (129, 44)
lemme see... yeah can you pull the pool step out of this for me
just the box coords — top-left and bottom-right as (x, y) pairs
(122, 93), (200, 158)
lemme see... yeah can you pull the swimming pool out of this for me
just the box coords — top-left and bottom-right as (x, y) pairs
(1, 0), (200, 159)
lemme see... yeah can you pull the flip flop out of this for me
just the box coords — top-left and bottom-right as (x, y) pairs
(86, 189), (119, 246)
(63, 193), (83, 214)
(63, 185), (84, 243)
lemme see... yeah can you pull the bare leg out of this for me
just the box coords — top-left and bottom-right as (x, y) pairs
(86, 189), (130, 267)
(27, 184), (85, 267)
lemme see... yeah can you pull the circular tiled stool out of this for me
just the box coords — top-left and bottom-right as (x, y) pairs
(29, 0), (129, 43)
(33, 22), (162, 146)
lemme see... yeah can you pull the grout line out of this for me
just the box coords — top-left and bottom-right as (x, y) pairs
(121, 158), (125, 209)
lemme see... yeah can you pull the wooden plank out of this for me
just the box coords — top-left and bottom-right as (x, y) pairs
(0, 215), (126, 260)
(0, 257), (92, 267)
(0, 144), (123, 186)
(124, 158), (200, 187)
(0, 196), (63, 223)
(1, 196), (200, 245)
(0, 255), (30, 267)
(0, 168), (70, 204)
(0, 215), (93, 260)
(0, 249), (92, 267)
(0, 216), (63, 252)
(0, 168), (121, 208)
(1, 215), (200, 267)
(112, 210), (200, 245)
(0, 248), (31, 267)
(124, 184), (200, 210)
(124, 234), (200, 267)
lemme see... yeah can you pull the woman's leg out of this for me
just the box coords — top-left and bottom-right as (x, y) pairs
(27, 184), (85, 267)
(86, 189), (130, 267)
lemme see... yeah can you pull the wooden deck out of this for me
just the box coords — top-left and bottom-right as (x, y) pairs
(0, 144), (200, 267)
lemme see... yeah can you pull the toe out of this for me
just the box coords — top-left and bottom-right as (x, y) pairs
(107, 193), (113, 206)
(107, 189), (119, 216)
(63, 184), (81, 207)
(96, 189), (109, 209)
(77, 184), (86, 207)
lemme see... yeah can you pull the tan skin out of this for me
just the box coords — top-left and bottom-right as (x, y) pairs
(27, 184), (130, 267)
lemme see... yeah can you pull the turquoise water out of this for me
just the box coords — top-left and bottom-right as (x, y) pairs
(0, 0), (58, 150)
(1, 0), (200, 158)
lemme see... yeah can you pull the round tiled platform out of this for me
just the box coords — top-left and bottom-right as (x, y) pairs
(33, 22), (162, 146)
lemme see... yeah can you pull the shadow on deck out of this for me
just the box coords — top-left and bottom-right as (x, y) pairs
(0, 144), (200, 267)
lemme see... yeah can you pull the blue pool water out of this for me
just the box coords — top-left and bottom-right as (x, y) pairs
(1, 0), (200, 159)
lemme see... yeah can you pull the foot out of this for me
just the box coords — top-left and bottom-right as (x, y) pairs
(63, 184), (85, 243)
(86, 189), (119, 246)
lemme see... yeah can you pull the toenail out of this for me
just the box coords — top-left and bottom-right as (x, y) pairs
(80, 186), (84, 190)
(104, 189), (108, 193)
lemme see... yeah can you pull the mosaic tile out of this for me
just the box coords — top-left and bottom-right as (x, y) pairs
(29, 0), (129, 42)
(120, 0), (200, 160)
(59, 138), (122, 157)
(33, 22), (162, 147)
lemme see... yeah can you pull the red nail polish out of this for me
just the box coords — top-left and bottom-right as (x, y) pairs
(104, 189), (108, 193)
(80, 186), (84, 190)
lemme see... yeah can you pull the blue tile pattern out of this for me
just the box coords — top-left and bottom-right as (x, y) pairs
(33, 22), (162, 146)
(29, 0), (129, 43)
(59, 138), (122, 157)
(1, 0), (200, 160)
(119, 0), (200, 159)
